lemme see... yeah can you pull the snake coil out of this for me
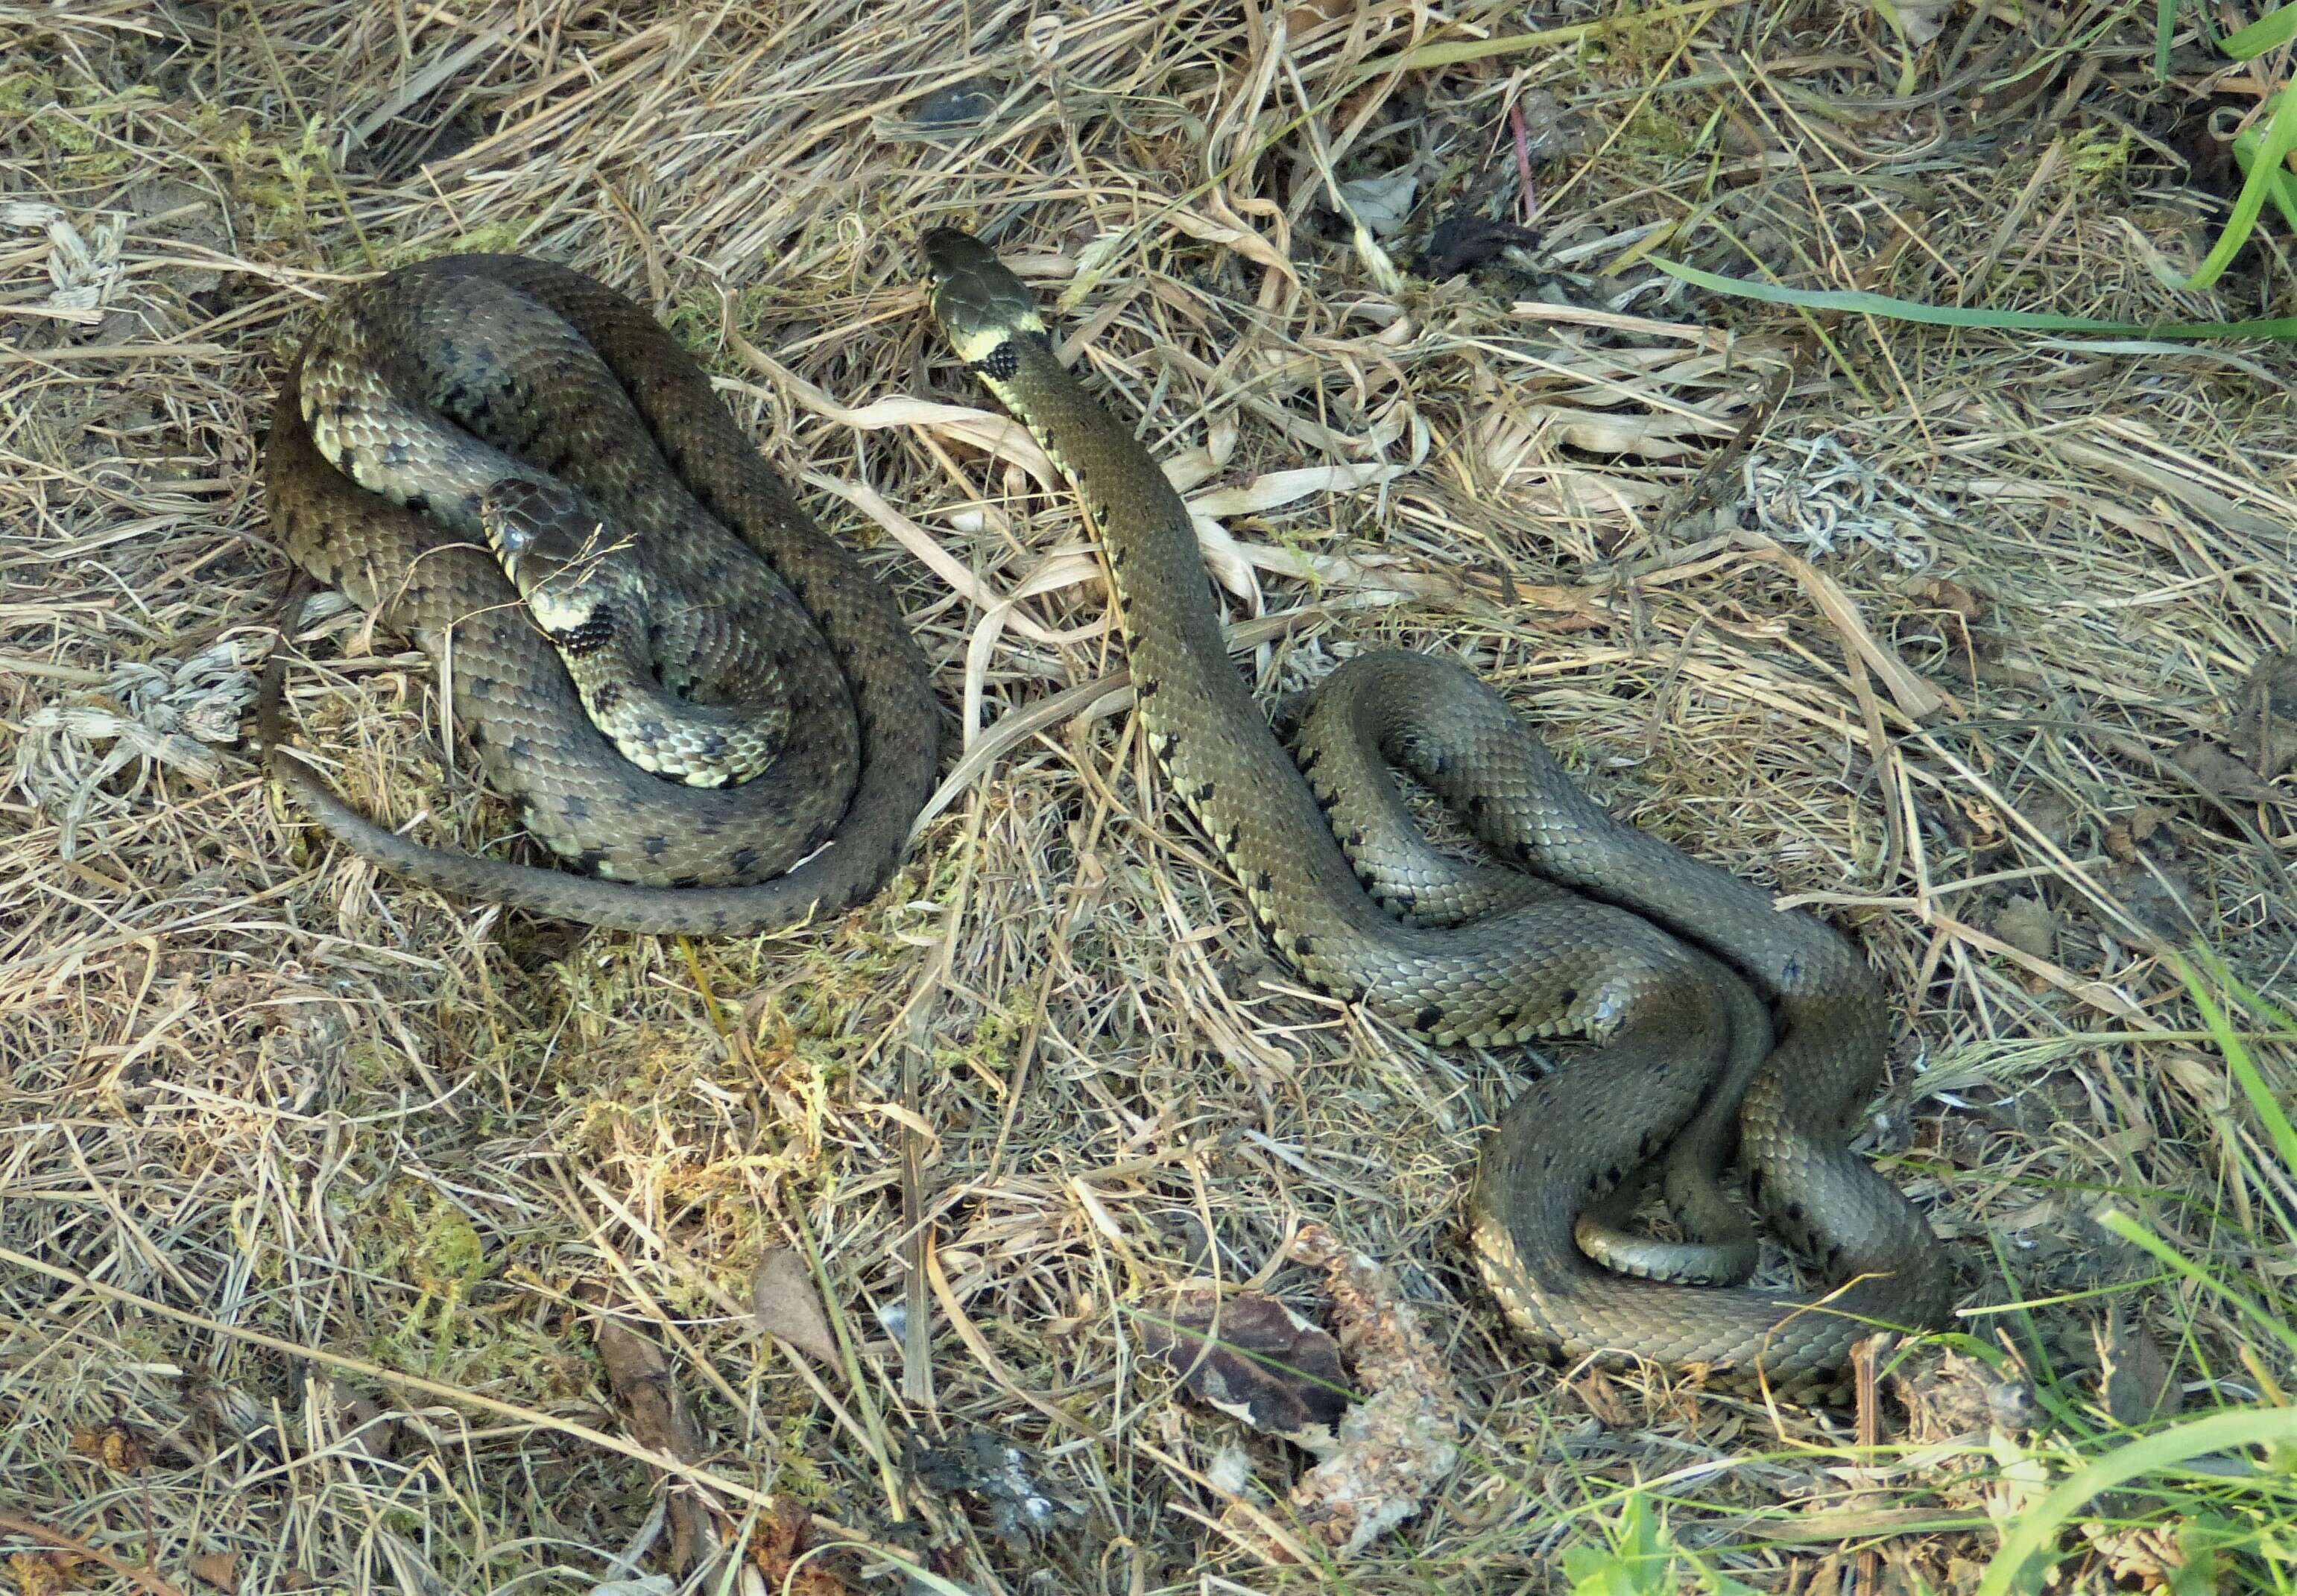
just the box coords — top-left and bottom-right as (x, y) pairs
(262, 255), (941, 934)
(923, 228), (1951, 1396)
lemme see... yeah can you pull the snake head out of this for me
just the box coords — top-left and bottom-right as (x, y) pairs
(921, 229), (1046, 364)
(478, 477), (640, 634)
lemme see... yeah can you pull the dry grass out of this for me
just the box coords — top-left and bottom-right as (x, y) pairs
(3, 0), (2294, 1590)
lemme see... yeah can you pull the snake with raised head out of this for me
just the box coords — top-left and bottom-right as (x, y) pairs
(262, 254), (941, 934)
(923, 229), (1953, 1396)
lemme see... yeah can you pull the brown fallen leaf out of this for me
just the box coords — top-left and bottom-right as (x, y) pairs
(2015, 788), (2081, 849)
(1908, 574), (1982, 621)
(592, 1314), (715, 1574)
(2170, 736), (2281, 803)
(745, 1498), (853, 1595)
(1140, 1286), (1350, 1448)
(1894, 1351), (2038, 1446)
(2094, 858), (2206, 949)
(752, 1247), (840, 1366)
(186, 1551), (241, 1592)
(595, 1320), (704, 1459)
(1572, 1367), (1631, 1428)
(1988, 895), (2056, 962)
(1280, 0), (1353, 28)
(1881, 0), (1954, 45)
(1906, 574), (1982, 656)
(2081, 1519), (2217, 1591)
(2096, 1306), (2181, 1428)
(316, 1376), (400, 1463)
(7, 1551), (86, 1596)
(1219, 1226), (1465, 1562)
(1933, 791), (2010, 854)
(2102, 805), (2170, 861)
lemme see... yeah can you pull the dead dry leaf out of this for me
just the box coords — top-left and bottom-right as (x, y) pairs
(2093, 858), (2206, 948)
(745, 1498), (853, 1595)
(2170, 736), (2281, 802)
(1908, 574), (1983, 621)
(6, 1552), (86, 1596)
(2237, 649), (2297, 777)
(2080, 1519), (2215, 1590)
(1217, 1226), (1464, 1563)
(753, 1246), (840, 1366)
(1140, 1286), (1350, 1448)
(1878, 0), (1956, 47)
(187, 1551), (241, 1592)
(1895, 1350), (2038, 1446)
(2096, 1308), (2181, 1427)
(2103, 805), (2170, 862)
(1572, 1367), (1631, 1428)
(1988, 895), (2056, 962)
(587, 1299), (721, 1574)
(68, 1419), (149, 1474)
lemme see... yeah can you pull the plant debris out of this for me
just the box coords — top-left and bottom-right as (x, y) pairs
(751, 1246), (841, 1367)
(1140, 1285), (1351, 1445)
(906, 1428), (1083, 1550)
(1213, 1225), (1465, 1563)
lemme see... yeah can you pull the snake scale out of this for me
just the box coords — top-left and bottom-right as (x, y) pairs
(262, 254), (940, 934)
(923, 229), (1953, 1395)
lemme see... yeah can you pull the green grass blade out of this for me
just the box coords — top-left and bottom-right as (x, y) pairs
(2222, 3), (2297, 58)
(2174, 954), (2297, 1178)
(1975, 1407), (2297, 1596)
(2095, 1208), (2297, 1360)
(2184, 88), (2297, 290)
(1647, 258), (2297, 338)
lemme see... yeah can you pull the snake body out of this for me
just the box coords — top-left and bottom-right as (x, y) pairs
(924, 229), (1951, 1395)
(262, 255), (939, 934)
(475, 475), (792, 789)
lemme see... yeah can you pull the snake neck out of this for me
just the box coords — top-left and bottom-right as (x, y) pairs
(985, 343), (1394, 909)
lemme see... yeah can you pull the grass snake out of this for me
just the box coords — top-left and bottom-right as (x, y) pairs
(923, 229), (1953, 1396)
(262, 254), (941, 934)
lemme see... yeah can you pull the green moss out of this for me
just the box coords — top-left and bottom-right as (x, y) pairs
(661, 289), (726, 349)
(217, 115), (334, 237)
(1620, 104), (1699, 164)
(454, 221), (528, 256)
(2060, 125), (2135, 190)
(379, 221), (529, 270)
(408, 1199), (488, 1293)
(347, 1038), (403, 1089)
(35, 112), (94, 153)
(347, 1187), (511, 1376)
(767, 1413), (833, 1501)
(0, 70), (50, 115)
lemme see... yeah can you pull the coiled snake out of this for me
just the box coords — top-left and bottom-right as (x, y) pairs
(262, 255), (940, 934)
(923, 229), (1952, 1395)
